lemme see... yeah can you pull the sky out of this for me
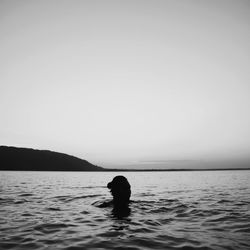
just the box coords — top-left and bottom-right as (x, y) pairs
(1, 0), (250, 169)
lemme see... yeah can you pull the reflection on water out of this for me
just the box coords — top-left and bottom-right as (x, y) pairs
(0, 171), (250, 250)
(112, 205), (131, 219)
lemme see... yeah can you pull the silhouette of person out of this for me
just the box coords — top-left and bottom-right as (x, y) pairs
(107, 176), (131, 218)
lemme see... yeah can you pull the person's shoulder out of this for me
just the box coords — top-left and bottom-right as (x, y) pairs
(92, 200), (113, 208)
(99, 200), (113, 208)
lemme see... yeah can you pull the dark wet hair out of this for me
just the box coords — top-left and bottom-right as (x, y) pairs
(107, 176), (131, 206)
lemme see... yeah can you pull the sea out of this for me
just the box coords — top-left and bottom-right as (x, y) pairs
(0, 170), (250, 250)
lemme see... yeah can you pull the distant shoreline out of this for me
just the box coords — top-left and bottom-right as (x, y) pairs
(1, 145), (249, 172)
(1, 168), (250, 172)
(101, 168), (250, 172)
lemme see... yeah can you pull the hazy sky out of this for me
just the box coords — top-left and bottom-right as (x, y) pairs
(1, 0), (250, 168)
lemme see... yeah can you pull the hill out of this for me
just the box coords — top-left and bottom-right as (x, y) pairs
(0, 146), (103, 171)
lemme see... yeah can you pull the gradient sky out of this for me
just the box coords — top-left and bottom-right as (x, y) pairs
(1, 0), (250, 168)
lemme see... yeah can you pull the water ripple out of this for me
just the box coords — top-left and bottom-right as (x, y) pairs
(1, 171), (250, 250)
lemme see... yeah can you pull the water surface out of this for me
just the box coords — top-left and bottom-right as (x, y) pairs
(1, 171), (250, 250)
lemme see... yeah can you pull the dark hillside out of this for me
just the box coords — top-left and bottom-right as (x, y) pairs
(0, 146), (103, 171)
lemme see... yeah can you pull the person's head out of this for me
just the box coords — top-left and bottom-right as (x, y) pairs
(107, 176), (131, 206)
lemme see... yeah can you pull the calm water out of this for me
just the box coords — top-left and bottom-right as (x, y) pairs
(0, 171), (250, 250)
